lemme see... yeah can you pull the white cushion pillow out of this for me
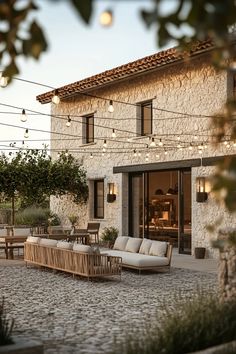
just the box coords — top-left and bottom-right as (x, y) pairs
(113, 236), (130, 251)
(13, 228), (31, 236)
(39, 238), (58, 247)
(0, 229), (8, 237)
(57, 241), (73, 250)
(139, 239), (153, 255)
(125, 237), (142, 253)
(149, 241), (167, 257)
(73, 244), (92, 253)
(27, 236), (40, 244)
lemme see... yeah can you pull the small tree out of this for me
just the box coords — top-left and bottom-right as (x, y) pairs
(0, 149), (88, 224)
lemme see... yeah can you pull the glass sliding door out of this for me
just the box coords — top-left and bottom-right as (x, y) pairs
(129, 174), (144, 238)
(178, 170), (192, 254)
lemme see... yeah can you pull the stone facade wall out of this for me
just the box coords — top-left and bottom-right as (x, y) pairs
(49, 53), (235, 257)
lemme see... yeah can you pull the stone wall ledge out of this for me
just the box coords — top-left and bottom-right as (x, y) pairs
(0, 337), (43, 354)
(189, 340), (236, 354)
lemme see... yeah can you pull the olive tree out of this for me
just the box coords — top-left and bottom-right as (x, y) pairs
(0, 149), (88, 224)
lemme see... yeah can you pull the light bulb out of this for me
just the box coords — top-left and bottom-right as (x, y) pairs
(177, 144), (181, 149)
(112, 129), (116, 138)
(138, 152), (141, 157)
(145, 156), (149, 162)
(57, 152), (60, 158)
(24, 129), (29, 138)
(103, 139), (107, 148)
(65, 152), (69, 157)
(52, 90), (60, 104)
(127, 137), (131, 142)
(150, 137), (156, 147)
(66, 116), (71, 127)
(189, 144), (193, 150)
(177, 136), (180, 141)
(194, 135), (197, 140)
(0, 75), (8, 87)
(133, 149), (137, 157)
(224, 141), (227, 145)
(198, 149), (203, 154)
(22, 140), (25, 147)
(156, 154), (159, 159)
(164, 151), (167, 155)
(233, 141), (236, 147)
(108, 100), (114, 113)
(90, 153), (93, 159)
(100, 9), (113, 27)
(158, 139), (163, 147)
(102, 147), (106, 152)
(21, 109), (27, 122)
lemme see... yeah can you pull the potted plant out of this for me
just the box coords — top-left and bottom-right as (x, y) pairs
(68, 215), (78, 234)
(101, 226), (119, 248)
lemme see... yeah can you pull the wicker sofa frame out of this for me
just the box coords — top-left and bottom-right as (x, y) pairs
(24, 242), (122, 279)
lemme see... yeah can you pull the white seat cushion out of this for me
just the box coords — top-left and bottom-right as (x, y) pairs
(57, 241), (73, 250)
(139, 239), (152, 255)
(39, 238), (58, 247)
(149, 241), (167, 257)
(125, 237), (142, 253)
(73, 244), (92, 253)
(27, 236), (40, 244)
(13, 228), (31, 236)
(113, 236), (130, 251)
(101, 250), (169, 267)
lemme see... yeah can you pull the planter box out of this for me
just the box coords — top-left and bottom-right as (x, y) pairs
(0, 337), (43, 354)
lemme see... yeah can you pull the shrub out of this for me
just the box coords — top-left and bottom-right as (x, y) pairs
(15, 207), (60, 227)
(101, 227), (119, 243)
(0, 298), (14, 346)
(114, 295), (236, 354)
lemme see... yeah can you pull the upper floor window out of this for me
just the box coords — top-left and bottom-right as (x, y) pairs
(138, 100), (153, 136)
(94, 180), (104, 219)
(83, 114), (94, 144)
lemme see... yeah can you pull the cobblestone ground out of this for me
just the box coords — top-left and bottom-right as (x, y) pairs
(0, 265), (217, 354)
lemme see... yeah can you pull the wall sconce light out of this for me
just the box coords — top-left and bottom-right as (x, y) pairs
(196, 177), (208, 202)
(107, 183), (116, 203)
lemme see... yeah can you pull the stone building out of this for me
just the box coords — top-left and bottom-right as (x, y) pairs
(37, 39), (236, 259)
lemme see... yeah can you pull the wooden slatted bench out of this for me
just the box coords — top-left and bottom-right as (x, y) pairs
(2, 236), (27, 259)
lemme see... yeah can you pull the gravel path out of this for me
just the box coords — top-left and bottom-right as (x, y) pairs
(0, 265), (217, 354)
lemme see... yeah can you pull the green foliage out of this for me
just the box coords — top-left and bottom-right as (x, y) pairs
(101, 226), (119, 243)
(0, 150), (88, 224)
(68, 215), (78, 226)
(0, 298), (14, 347)
(15, 207), (60, 227)
(114, 295), (236, 354)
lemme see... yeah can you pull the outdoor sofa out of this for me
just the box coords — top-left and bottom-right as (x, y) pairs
(24, 237), (122, 279)
(100, 236), (172, 273)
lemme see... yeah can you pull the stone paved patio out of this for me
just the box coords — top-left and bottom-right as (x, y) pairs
(0, 264), (217, 353)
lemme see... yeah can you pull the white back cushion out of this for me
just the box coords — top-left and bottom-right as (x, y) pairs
(113, 236), (130, 251)
(13, 228), (31, 236)
(40, 238), (58, 247)
(57, 241), (73, 250)
(125, 237), (142, 253)
(139, 238), (153, 255)
(149, 241), (167, 257)
(73, 244), (92, 253)
(27, 236), (40, 244)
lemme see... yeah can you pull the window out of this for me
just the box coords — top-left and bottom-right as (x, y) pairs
(83, 114), (94, 144)
(140, 101), (152, 136)
(94, 180), (104, 219)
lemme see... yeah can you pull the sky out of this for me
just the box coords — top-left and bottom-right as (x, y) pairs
(0, 0), (169, 152)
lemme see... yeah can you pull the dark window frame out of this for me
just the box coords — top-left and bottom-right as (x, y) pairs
(85, 114), (94, 144)
(141, 100), (152, 136)
(94, 179), (104, 219)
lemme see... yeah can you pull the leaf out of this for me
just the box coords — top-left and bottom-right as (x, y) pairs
(22, 20), (48, 59)
(70, 0), (93, 24)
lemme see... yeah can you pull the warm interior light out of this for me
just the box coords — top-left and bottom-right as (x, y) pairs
(108, 183), (114, 195)
(108, 100), (114, 113)
(21, 109), (27, 122)
(100, 9), (113, 27)
(196, 177), (208, 202)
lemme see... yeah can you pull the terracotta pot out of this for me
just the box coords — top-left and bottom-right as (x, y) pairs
(194, 247), (206, 259)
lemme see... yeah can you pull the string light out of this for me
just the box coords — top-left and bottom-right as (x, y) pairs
(234, 141), (236, 147)
(158, 139), (163, 147)
(177, 136), (180, 140)
(108, 100), (114, 113)
(66, 116), (71, 127)
(133, 149), (137, 157)
(103, 139), (107, 148)
(0, 74), (8, 87)
(52, 90), (60, 105)
(90, 153), (93, 159)
(189, 144), (193, 150)
(24, 129), (29, 138)
(21, 109), (27, 122)
(102, 147), (106, 152)
(150, 137), (156, 147)
(156, 154), (159, 159)
(112, 129), (116, 138)
(164, 150), (168, 155)
(100, 9), (113, 27)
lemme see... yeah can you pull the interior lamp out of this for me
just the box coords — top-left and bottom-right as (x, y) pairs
(107, 183), (116, 203)
(196, 177), (208, 202)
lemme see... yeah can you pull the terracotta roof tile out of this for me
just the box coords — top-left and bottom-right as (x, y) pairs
(37, 39), (213, 104)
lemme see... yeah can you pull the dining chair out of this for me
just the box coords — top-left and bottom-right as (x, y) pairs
(87, 223), (100, 244)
